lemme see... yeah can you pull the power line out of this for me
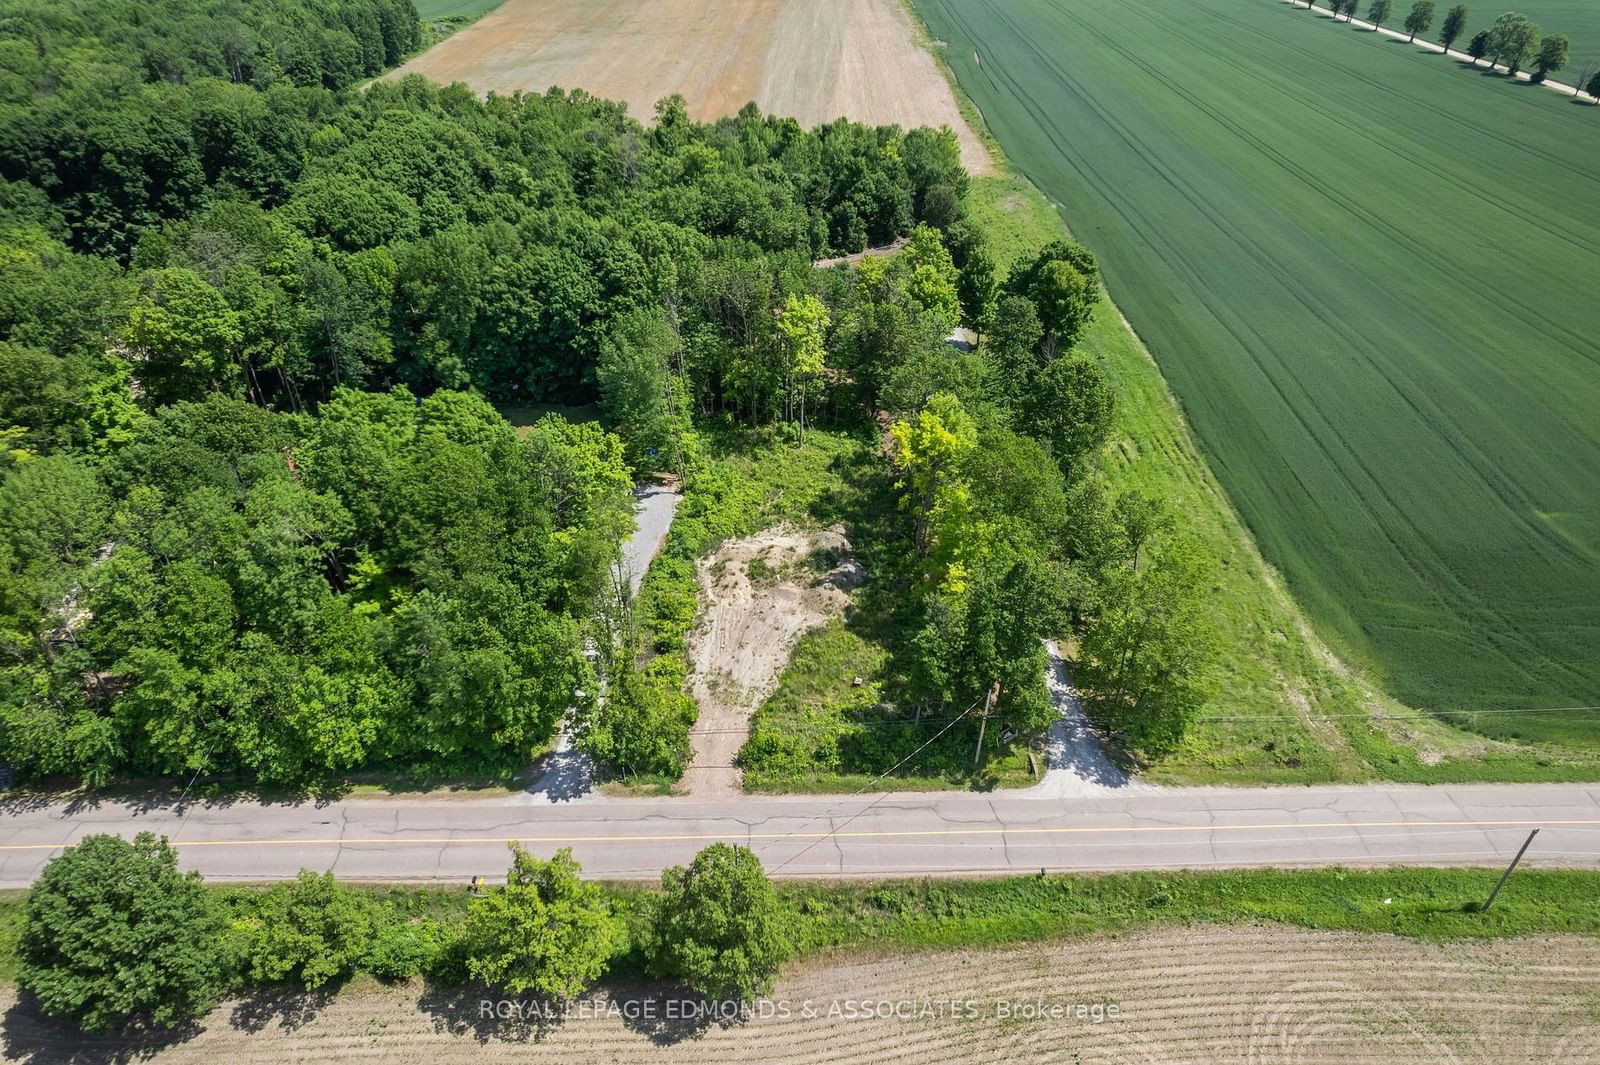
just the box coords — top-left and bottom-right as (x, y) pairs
(763, 696), (984, 875)
(688, 703), (1600, 736)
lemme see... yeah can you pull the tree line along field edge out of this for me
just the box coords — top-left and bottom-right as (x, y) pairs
(908, 0), (1600, 746)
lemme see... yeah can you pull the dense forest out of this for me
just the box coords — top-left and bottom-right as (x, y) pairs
(0, 1), (1212, 789)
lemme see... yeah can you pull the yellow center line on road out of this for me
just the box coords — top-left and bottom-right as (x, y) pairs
(2, 817), (1599, 852)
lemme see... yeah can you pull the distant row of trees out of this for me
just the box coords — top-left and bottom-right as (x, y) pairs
(1303, 0), (1600, 98)
(18, 833), (789, 1034)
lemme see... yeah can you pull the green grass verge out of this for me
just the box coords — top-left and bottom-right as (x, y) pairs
(742, 616), (1036, 793)
(780, 867), (1600, 952)
(913, 0), (1600, 739)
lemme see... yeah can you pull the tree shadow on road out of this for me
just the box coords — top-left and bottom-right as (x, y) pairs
(0, 993), (200, 1065)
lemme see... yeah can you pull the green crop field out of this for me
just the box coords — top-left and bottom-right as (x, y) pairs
(413, 0), (503, 19)
(913, 0), (1600, 743)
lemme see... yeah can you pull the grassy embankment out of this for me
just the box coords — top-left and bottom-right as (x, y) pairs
(3, 865), (1599, 988)
(911, 0), (1600, 746)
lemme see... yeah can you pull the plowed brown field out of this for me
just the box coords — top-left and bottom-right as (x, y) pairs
(8, 926), (1600, 1063)
(388, 0), (993, 174)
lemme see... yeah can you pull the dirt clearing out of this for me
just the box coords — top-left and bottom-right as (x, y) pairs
(682, 525), (862, 798)
(388, 0), (994, 175)
(9, 926), (1598, 1062)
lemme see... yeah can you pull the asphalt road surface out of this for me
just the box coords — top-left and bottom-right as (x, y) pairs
(2, 782), (1598, 886)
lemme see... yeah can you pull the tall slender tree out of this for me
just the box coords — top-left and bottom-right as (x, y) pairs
(1404, 0), (1435, 42)
(1439, 4), (1469, 49)
(1368, 0), (1393, 31)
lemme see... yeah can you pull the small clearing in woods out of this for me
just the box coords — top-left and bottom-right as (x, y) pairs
(388, 0), (994, 175)
(682, 525), (863, 797)
(8, 927), (1596, 1062)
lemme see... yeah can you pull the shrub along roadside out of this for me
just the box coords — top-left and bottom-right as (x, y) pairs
(7, 835), (1600, 1035)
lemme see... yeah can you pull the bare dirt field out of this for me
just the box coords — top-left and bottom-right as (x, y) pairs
(388, 0), (994, 174)
(681, 524), (862, 798)
(8, 926), (1600, 1063)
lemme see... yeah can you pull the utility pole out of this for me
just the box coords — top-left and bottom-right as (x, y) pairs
(973, 681), (1000, 768)
(1482, 828), (1539, 912)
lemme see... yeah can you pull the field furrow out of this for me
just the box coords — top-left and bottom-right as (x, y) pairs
(914, 0), (1600, 736)
(6, 927), (1597, 1063)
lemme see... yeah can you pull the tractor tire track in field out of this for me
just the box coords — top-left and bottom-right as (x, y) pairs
(914, 0), (1600, 722)
(1040, 0), (1600, 678)
(1035, 0), (1597, 571)
(1105, 0), (1600, 676)
(6, 927), (1596, 1062)
(971, 0), (1530, 671)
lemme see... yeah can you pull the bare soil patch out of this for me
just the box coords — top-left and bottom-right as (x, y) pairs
(8, 926), (1598, 1063)
(682, 524), (862, 798)
(388, 0), (994, 175)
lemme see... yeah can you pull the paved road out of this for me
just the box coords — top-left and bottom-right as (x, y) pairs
(3, 782), (1598, 886)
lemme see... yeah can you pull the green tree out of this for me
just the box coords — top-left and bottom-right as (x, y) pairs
(576, 658), (695, 777)
(1588, 67), (1600, 100)
(1404, 0), (1435, 41)
(123, 268), (244, 406)
(1022, 355), (1115, 480)
(1487, 12), (1539, 74)
(1110, 489), (1175, 574)
(981, 294), (1044, 410)
(1079, 536), (1218, 757)
(1468, 27), (1492, 61)
(912, 547), (1064, 759)
(1006, 241), (1100, 359)
(1531, 33), (1569, 81)
(597, 308), (689, 473)
(889, 391), (978, 564)
(956, 243), (999, 332)
(18, 834), (226, 1032)
(649, 844), (789, 1002)
(901, 225), (961, 328)
(775, 293), (830, 445)
(0, 454), (109, 571)
(1439, 4), (1469, 48)
(461, 845), (623, 999)
(1368, 0), (1393, 29)
(245, 870), (377, 990)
